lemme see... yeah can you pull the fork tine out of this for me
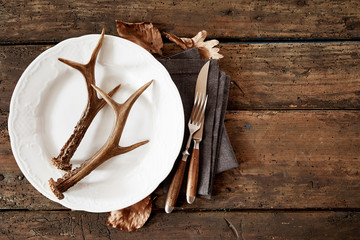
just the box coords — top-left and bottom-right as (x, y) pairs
(165, 90), (206, 213)
(189, 92), (199, 122)
(191, 93), (202, 123)
(194, 93), (202, 123)
(198, 95), (208, 123)
(193, 93), (206, 124)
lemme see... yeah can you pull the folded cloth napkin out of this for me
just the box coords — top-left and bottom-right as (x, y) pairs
(158, 48), (238, 198)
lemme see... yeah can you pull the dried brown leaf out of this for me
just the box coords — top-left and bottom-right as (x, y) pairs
(165, 30), (224, 60)
(116, 20), (163, 55)
(106, 195), (152, 231)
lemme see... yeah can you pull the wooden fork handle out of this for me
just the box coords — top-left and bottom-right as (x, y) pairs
(165, 159), (187, 213)
(186, 145), (200, 204)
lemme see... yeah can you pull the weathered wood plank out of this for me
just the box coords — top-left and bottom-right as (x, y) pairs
(1, 110), (359, 210)
(1, 211), (359, 239)
(221, 110), (360, 209)
(1, 42), (360, 111)
(1, 0), (360, 43)
(219, 42), (360, 110)
(0, 45), (51, 114)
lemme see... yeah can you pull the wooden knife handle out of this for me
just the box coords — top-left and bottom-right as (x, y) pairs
(165, 159), (187, 213)
(186, 148), (199, 204)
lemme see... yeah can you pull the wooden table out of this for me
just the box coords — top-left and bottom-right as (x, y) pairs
(1, 1), (360, 239)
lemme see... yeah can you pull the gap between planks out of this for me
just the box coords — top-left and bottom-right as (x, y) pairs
(1, 38), (360, 47)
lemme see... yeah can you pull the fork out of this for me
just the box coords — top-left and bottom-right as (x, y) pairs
(165, 93), (208, 213)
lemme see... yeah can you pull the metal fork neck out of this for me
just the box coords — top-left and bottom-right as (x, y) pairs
(181, 132), (195, 161)
(193, 140), (200, 149)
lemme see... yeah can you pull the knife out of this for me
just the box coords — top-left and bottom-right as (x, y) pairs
(186, 61), (210, 204)
(164, 61), (210, 213)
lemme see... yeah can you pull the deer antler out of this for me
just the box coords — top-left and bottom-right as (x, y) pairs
(51, 29), (121, 171)
(49, 80), (153, 200)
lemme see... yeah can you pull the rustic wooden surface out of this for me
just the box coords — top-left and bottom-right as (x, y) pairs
(1, 211), (360, 239)
(1, 111), (360, 211)
(1, 43), (360, 111)
(1, 0), (360, 239)
(1, 0), (360, 43)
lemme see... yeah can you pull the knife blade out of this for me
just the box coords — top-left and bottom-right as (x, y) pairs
(164, 61), (210, 213)
(186, 61), (209, 204)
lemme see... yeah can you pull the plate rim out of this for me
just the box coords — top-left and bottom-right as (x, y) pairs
(8, 33), (184, 212)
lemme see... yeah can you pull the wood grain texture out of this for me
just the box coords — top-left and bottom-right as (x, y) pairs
(1, 111), (359, 210)
(2, 0), (360, 238)
(165, 159), (187, 211)
(1, 42), (360, 112)
(1, 211), (359, 239)
(218, 110), (360, 209)
(187, 148), (200, 199)
(0, 45), (51, 114)
(1, 0), (360, 43)
(219, 42), (360, 110)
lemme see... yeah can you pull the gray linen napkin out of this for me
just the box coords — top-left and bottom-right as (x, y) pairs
(166, 48), (238, 175)
(158, 48), (238, 198)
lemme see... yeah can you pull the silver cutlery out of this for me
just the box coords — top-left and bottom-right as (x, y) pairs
(165, 92), (208, 213)
(186, 61), (209, 204)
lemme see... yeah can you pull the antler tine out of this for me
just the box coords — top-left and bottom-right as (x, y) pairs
(58, 58), (85, 72)
(92, 81), (152, 156)
(88, 28), (105, 66)
(92, 80), (153, 146)
(51, 29), (122, 171)
(58, 28), (105, 88)
(122, 80), (154, 112)
(117, 80), (153, 145)
(92, 84), (119, 111)
(93, 83), (122, 113)
(92, 80), (153, 115)
(49, 80), (153, 199)
(117, 139), (149, 155)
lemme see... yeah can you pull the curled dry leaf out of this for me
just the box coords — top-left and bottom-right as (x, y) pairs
(106, 195), (153, 231)
(116, 20), (163, 55)
(165, 30), (223, 60)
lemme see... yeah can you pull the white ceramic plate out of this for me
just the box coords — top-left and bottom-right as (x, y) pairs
(8, 34), (184, 212)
